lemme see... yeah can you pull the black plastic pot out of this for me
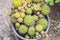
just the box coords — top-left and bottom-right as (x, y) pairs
(11, 15), (50, 40)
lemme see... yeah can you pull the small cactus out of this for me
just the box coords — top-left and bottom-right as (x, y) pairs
(18, 17), (23, 23)
(19, 25), (28, 34)
(38, 18), (48, 30)
(28, 27), (35, 36)
(11, 14), (17, 23)
(36, 24), (43, 32)
(35, 32), (40, 36)
(14, 12), (20, 18)
(7, 11), (11, 16)
(33, 15), (38, 21)
(33, 0), (40, 3)
(24, 15), (35, 26)
(26, 0), (32, 3)
(41, 31), (45, 35)
(25, 34), (30, 39)
(12, 0), (22, 7)
(32, 4), (41, 11)
(15, 22), (20, 27)
(41, 5), (50, 15)
(26, 8), (32, 15)
(20, 13), (25, 18)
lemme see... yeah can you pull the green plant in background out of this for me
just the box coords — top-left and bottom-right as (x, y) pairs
(44, 0), (60, 6)
(44, 0), (54, 6)
(28, 27), (35, 36)
(12, 0), (22, 7)
(24, 15), (35, 26)
(26, 8), (32, 15)
(55, 0), (60, 3)
(36, 24), (43, 32)
(41, 5), (50, 15)
(38, 18), (48, 30)
(19, 25), (28, 34)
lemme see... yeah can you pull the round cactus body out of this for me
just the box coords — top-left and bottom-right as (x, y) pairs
(24, 15), (35, 26)
(12, 0), (22, 7)
(19, 25), (28, 34)
(41, 5), (50, 15)
(28, 27), (35, 36)
(26, 8), (32, 15)
(38, 18), (48, 30)
(36, 24), (43, 32)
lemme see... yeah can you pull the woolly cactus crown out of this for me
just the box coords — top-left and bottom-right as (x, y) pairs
(12, 0), (22, 7)
(38, 18), (48, 30)
(28, 27), (35, 36)
(41, 5), (50, 15)
(24, 15), (35, 26)
(19, 25), (28, 34)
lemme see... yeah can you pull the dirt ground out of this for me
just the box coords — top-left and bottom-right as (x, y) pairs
(0, 0), (60, 40)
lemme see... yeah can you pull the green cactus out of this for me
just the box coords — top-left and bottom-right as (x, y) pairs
(19, 25), (28, 34)
(24, 15), (35, 26)
(33, 0), (40, 3)
(32, 4), (41, 11)
(18, 17), (23, 23)
(15, 22), (20, 31)
(7, 11), (11, 16)
(33, 15), (38, 21)
(41, 5), (50, 15)
(28, 27), (35, 36)
(11, 14), (17, 23)
(20, 13), (25, 18)
(15, 22), (20, 27)
(12, 0), (22, 7)
(26, 8), (32, 15)
(41, 31), (45, 35)
(26, 0), (32, 3)
(25, 34), (30, 39)
(14, 12), (20, 18)
(38, 18), (48, 30)
(55, 0), (60, 3)
(35, 32), (40, 36)
(36, 24), (43, 32)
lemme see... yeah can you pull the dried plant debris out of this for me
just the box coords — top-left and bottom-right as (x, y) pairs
(50, 20), (60, 31)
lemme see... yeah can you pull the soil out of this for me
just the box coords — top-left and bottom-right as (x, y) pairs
(49, 3), (60, 22)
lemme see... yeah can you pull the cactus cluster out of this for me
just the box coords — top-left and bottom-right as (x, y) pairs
(7, 0), (50, 39)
